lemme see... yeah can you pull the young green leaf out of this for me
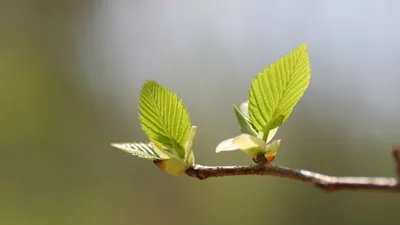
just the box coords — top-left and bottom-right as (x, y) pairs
(111, 142), (163, 160)
(261, 115), (284, 141)
(154, 157), (191, 176)
(215, 125), (281, 159)
(184, 126), (197, 165)
(265, 140), (281, 158)
(215, 133), (266, 157)
(233, 104), (257, 136)
(112, 142), (192, 176)
(139, 81), (191, 159)
(151, 143), (192, 176)
(248, 44), (310, 131)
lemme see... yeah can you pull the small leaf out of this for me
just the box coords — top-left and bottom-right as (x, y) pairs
(150, 142), (176, 159)
(249, 44), (310, 131)
(139, 80), (191, 159)
(239, 101), (250, 117)
(154, 158), (191, 176)
(215, 133), (265, 157)
(266, 126), (279, 143)
(184, 126), (197, 165)
(111, 142), (163, 160)
(233, 104), (257, 136)
(262, 115), (284, 141)
(265, 140), (281, 157)
(112, 142), (190, 176)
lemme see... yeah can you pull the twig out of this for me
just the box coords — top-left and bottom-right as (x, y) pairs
(186, 163), (400, 192)
(393, 147), (400, 177)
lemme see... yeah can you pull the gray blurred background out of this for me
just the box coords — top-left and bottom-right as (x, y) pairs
(2, 0), (400, 225)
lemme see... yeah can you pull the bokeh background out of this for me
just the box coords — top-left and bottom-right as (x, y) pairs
(2, 0), (400, 224)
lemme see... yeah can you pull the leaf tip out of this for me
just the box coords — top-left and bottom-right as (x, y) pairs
(298, 43), (308, 50)
(215, 138), (237, 153)
(299, 44), (310, 58)
(110, 143), (122, 149)
(143, 79), (158, 86)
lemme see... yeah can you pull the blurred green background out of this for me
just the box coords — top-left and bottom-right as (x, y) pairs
(2, 1), (400, 225)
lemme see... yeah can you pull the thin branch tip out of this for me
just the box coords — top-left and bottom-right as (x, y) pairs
(392, 147), (400, 177)
(186, 160), (400, 193)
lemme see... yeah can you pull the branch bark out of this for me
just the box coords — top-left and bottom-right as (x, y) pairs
(185, 152), (400, 193)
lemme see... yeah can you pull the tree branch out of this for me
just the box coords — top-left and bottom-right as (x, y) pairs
(186, 156), (400, 193)
(393, 147), (400, 177)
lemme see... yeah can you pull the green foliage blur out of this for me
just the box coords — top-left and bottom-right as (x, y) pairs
(2, 1), (400, 225)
